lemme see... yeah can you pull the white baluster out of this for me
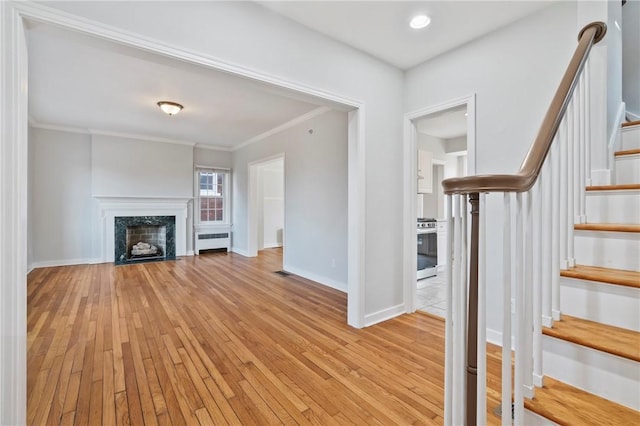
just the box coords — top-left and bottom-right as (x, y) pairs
(578, 73), (587, 223)
(523, 190), (534, 399)
(477, 193), (487, 426)
(452, 195), (464, 426)
(551, 133), (561, 321)
(532, 179), (544, 387)
(541, 157), (554, 328)
(567, 101), (576, 267)
(559, 115), (569, 270)
(514, 192), (524, 424)
(460, 195), (468, 424)
(502, 193), (513, 426)
(585, 58), (592, 187)
(444, 195), (454, 426)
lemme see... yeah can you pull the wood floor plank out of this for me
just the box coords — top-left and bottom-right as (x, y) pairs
(28, 249), (635, 425)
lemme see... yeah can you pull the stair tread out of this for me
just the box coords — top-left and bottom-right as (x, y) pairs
(561, 264), (640, 288)
(615, 148), (640, 156)
(525, 377), (640, 426)
(543, 315), (640, 362)
(622, 120), (640, 128)
(574, 223), (640, 232)
(586, 183), (640, 191)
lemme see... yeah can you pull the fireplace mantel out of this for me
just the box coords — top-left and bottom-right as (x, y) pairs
(94, 196), (192, 263)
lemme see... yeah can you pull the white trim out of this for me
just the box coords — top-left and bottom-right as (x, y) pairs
(282, 264), (347, 293)
(610, 102), (626, 150)
(364, 303), (405, 327)
(231, 247), (251, 257)
(28, 119), (89, 135)
(31, 258), (103, 269)
(627, 110), (640, 122)
(235, 107), (331, 151)
(89, 128), (197, 147)
(348, 108), (366, 328)
(29, 118), (217, 149)
(0, 3), (28, 423)
(262, 243), (283, 249)
(403, 94), (477, 315)
(185, 250), (195, 256)
(195, 143), (233, 152)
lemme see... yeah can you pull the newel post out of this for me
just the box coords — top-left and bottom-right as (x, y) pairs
(466, 193), (480, 426)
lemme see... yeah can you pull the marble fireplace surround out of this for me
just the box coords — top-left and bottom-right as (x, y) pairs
(95, 196), (191, 263)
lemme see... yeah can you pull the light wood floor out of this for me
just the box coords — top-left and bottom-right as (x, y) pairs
(28, 249), (507, 425)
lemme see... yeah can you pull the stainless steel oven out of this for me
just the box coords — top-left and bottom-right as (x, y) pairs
(417, 219), (437, 279)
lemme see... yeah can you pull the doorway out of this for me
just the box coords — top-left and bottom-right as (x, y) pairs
(248, 155), (285, 264)
(403, 95), (476, 315)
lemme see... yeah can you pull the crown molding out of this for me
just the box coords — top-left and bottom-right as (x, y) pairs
(233, 106), (331, 152)
(194, 143), (233, 152)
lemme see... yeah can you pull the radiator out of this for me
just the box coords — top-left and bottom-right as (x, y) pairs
(195, 229), (230, 254)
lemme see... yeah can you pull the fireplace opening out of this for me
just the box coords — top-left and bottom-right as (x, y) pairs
(114, 216), (176, 265)
(127, 225), (166, 262)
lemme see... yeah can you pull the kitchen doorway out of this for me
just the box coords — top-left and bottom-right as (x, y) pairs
(403, 95), (476, 315)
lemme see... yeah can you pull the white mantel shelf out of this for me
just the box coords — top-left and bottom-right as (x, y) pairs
(94, 196), (193, 263)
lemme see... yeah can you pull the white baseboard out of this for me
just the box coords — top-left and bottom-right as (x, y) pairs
(282, 263), (347, 293)
(364, 303), (405, 327)
(185, 250), (194, 256)
(231, 247), (251, 257)
(31, 258), (102, 269)
(262, 243), (283, 249)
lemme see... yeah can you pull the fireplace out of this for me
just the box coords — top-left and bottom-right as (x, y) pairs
(114, 216), (176, 265)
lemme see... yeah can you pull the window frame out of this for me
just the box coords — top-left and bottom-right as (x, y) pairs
(195, 167), (231, 226)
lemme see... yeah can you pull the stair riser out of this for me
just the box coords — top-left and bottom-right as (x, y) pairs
(585, 190), (640, 223)
(614, 154), (640, 184)
(574, 231), (640, 271)
(542, 336), (640, 410)
(621, 126), (640, 150)
(523, 409), (559, 426)
(560, 277), (640, 331)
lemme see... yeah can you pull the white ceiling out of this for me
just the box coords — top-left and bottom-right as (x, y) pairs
(416, 105), (467, 139)
(26, 21), (336, 150)
(258, 1), (555, 70)
(26, 2), (553, 149)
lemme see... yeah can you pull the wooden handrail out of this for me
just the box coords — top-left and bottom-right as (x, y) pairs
(444, 21), (607, 426)
(442, 21), (606, 195)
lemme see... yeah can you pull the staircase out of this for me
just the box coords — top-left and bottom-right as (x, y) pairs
(525, 121), (640, 424)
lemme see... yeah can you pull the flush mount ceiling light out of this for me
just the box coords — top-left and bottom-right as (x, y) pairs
(157, 101), (183, 116)
(410, 14), (431, 29)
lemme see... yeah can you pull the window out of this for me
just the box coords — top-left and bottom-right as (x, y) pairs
(196, 168), (230, 224)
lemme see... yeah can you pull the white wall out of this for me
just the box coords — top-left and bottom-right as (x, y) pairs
(623, 0), (640, 118)
(417, 133), (447, 161)
(194, 146), (232, 169)
(92, 134), (193, 197)
(42, 0), (405, 319)
(233, 110), (348, 291)
(29, 127), (98, 265)
(405, 1), (578, 337)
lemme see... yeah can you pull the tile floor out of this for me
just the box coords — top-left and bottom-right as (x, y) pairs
(416, 272), (446, 317)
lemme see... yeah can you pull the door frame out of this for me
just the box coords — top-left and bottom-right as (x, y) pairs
(403, 94), (476, 313)
(248, 154), (286, 258)
(1, 3), (368, 422)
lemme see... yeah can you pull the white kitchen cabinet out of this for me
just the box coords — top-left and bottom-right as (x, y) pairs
(417, 149), (433, 194)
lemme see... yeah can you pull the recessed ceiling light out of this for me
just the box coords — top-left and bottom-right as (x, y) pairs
(410, 15), (431, 30)
(157, 101), (183, 116)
